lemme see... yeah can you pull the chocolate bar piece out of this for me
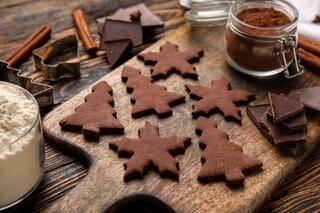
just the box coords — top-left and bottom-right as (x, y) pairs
(99, 19), (143, 48)
(293, 87), (320, 112)
(259, 107), (306, 145)
(97, 3), (164, 34)
(268, 91), (304, 123)
(247, 105), (305, 156)
(102, 40), (132, 67)
(267, 109), (307, 133)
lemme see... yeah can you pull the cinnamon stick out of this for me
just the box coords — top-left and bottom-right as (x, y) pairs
(72, 9), (97, 54)
(299, 48), (320, 71)
(6, 25), (51, 68)
(298, 36), (320, 57)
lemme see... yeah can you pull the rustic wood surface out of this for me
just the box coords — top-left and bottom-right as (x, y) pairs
(0, 0), (319, 212)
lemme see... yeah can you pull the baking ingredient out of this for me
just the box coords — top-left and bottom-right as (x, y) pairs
(96, 3), (164, 34)
(130, 10), (142, 22)
(247, 105), (305, 156)
(72, 9), (97, 54)
(298, 36), (320, 72)
(259, 107), (306, 145)
(237, 8), (290, 28)
(293, 87), (320, 112)
(5, 25), (51, 68)
(225, 7), (294, 72)
(109, 121), (191, 181)
(196, 117), (262, 185)
(102, 40), (132, 67)
(313, 15), (320, 24)
(268, 92), (304, 123)
(100, 19), (143, 48)
(268, 110), (307, 133)
(0, 83), (43, 207)
(99, 19), (143, 67)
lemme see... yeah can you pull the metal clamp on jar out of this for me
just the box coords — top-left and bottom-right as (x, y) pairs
(224, 0), (304, 78)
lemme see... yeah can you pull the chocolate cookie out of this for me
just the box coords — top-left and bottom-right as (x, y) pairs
(196, 117), (263, 185)
(122, 66), (185, 118)
(138, 42), (203, 80)
(59, 81), (124, 140)
(186, 76), (254, 121)
(109, 121), (191, 181)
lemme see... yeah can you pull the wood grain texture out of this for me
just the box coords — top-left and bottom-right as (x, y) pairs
(42, 25), (320, 213)
(1, 0), (320, 212)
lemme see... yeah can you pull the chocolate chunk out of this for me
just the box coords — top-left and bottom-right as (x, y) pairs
(293, 87), (320, 112)
(247, 105), (305, 156)
(267, 110), (307, 133)
(97, 3), (164, 33)
(259, 107), (306, 145)
(99, 19), (143, 48)
(268, 91), (304, 123)
(101, 39), (132, 67)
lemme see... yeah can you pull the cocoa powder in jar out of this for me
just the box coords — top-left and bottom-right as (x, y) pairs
(226, 8), (294, 72)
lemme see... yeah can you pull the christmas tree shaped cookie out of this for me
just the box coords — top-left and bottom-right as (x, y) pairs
(196, 117), (263, 185)
(122, 66), (185, 118)
(59, 81), (124, 140)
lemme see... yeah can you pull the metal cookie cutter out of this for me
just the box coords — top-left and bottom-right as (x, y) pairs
(0, 34), (81, 110)
(33, 34), (81, 82)
(0, 61), (53, 109)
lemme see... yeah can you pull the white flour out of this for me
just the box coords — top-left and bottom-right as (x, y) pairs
(0, 83), (44, 208)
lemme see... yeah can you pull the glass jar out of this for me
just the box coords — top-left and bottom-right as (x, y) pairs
(184, 0), (237, 26)
(0, 81), (45, 210)
(224, 0), (304, 78)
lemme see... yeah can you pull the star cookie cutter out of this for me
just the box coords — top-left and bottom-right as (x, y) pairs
(0, 61), (53, 109)
(33, 34), (81, 81)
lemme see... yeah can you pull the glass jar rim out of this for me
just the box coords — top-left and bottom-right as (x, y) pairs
(230, 0), (299, 33)
(0, 81), (40, 147)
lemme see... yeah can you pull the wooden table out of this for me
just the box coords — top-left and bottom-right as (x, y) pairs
(0, 0), (319, 212)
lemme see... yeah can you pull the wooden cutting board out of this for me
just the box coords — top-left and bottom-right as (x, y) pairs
(43, 25), (320, 213)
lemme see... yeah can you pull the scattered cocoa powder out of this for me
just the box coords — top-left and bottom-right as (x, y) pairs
(237, 8), (291, 28)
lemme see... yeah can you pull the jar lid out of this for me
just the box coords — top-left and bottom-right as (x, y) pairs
(184, 0), (237, 26)
(179, 0), (191, 8)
